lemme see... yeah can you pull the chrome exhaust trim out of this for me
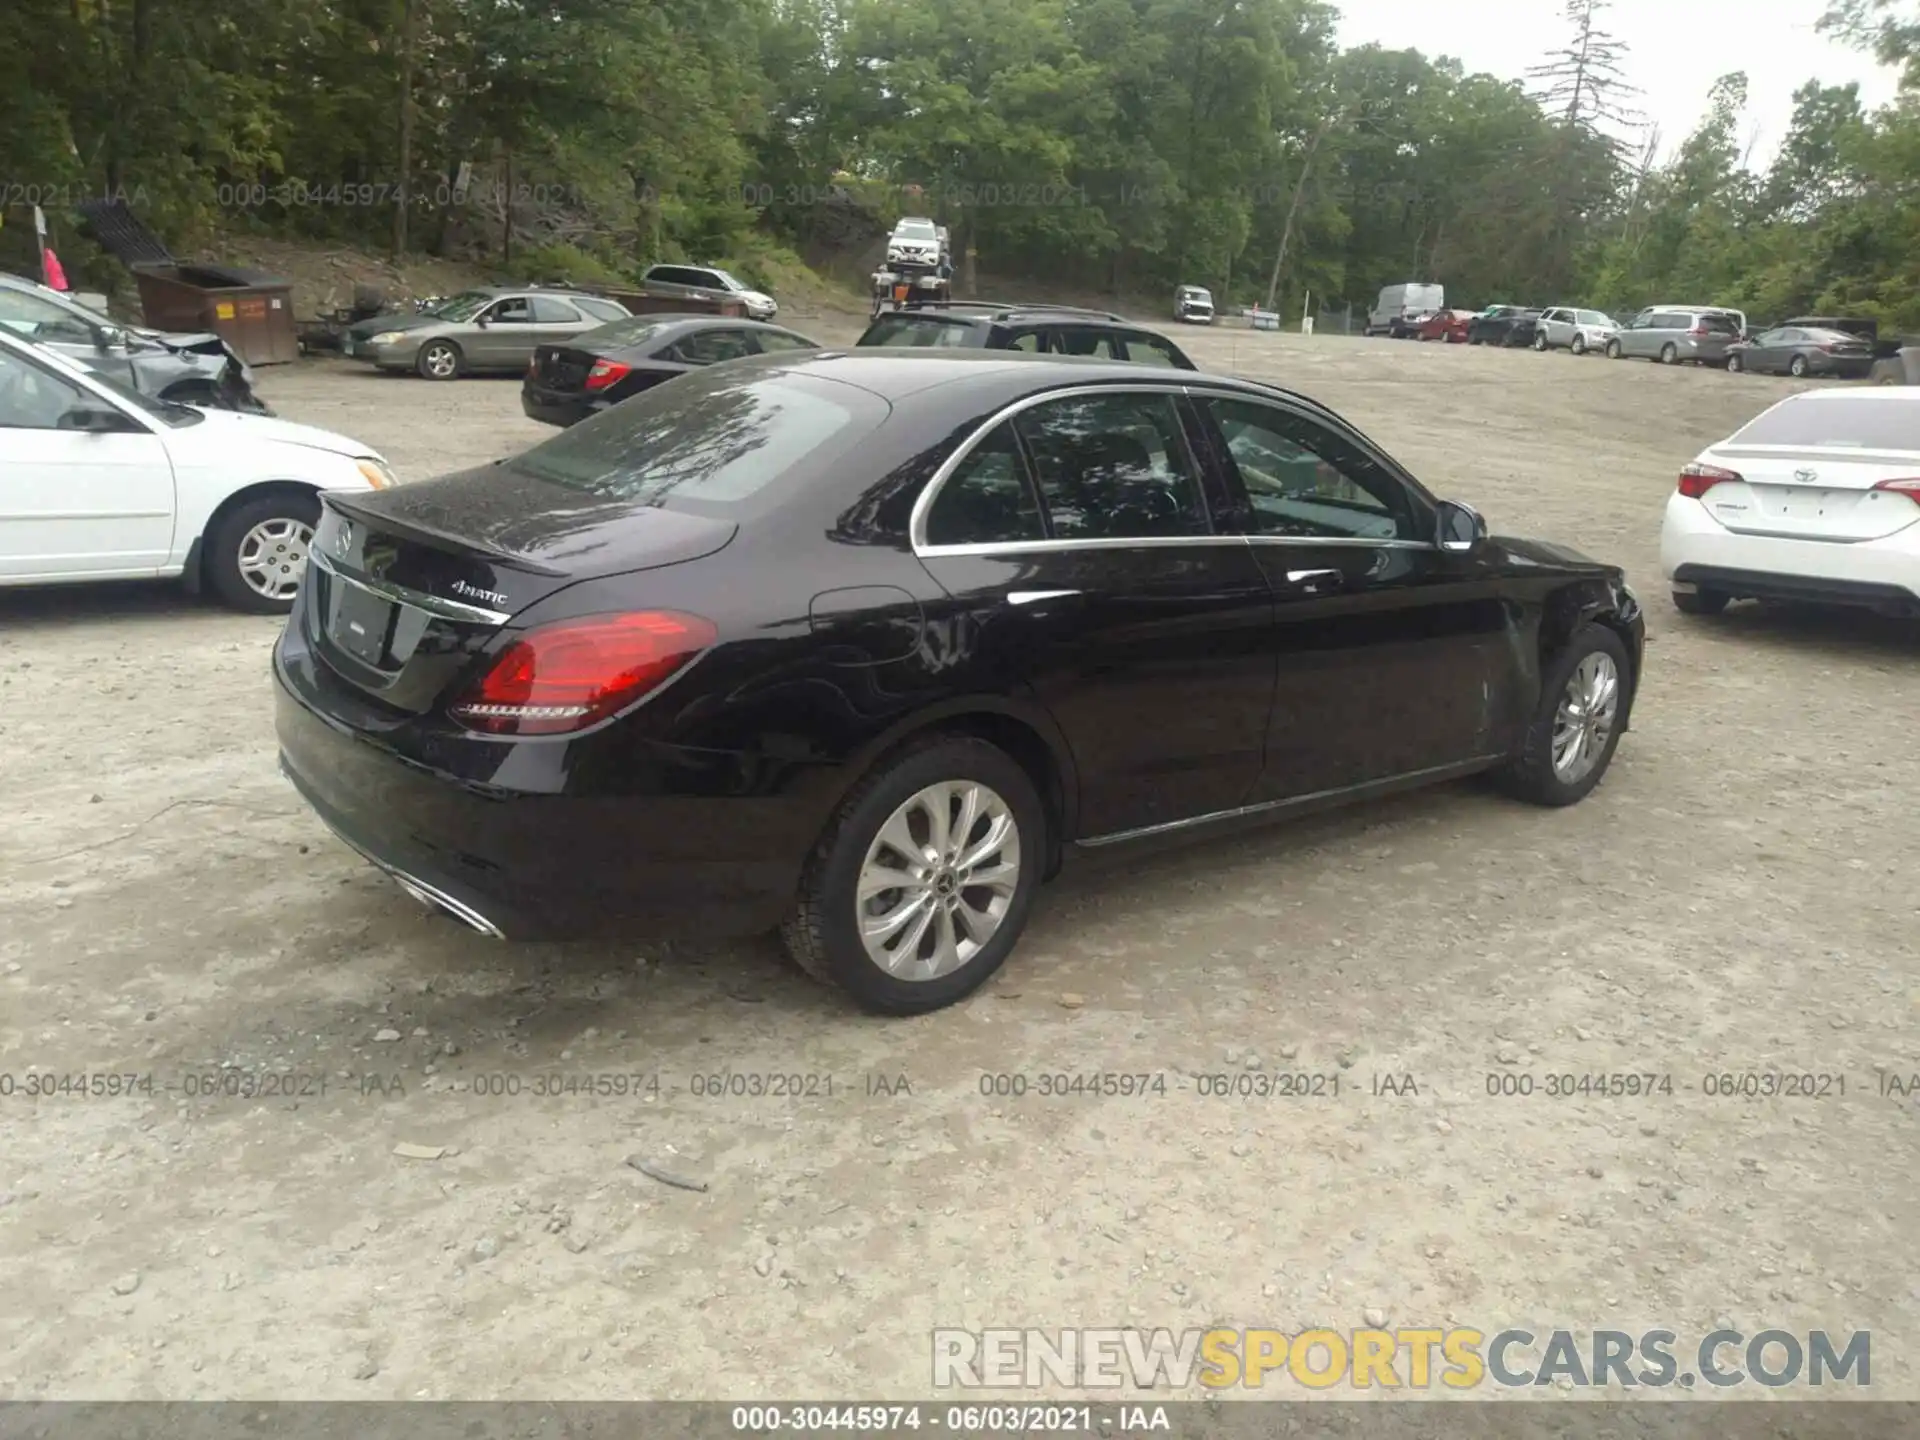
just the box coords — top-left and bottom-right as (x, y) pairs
(386, 870), (507, 938)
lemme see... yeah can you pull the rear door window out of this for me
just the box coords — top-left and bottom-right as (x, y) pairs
(1013, 391), (1210, 539)
(751, 330), (816, 353)
(529, 297), (583, 324)
(669, 328), (757, 364)
(577, 297), (631, 323)
(1049, 328), (1119, 359)
(1119, 332), (1185, 368)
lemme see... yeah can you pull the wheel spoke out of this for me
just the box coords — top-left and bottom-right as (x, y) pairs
(884, 902), (938, 975)
(919, 786), (953, 860)
(858, 864), (920, 900)
(862, 890), (932, 946)
(953, 896), (1000, 946)
(956, 813), (1015, 871)
(964, 859), (1020, 896)
(875, 809), (927, 867)
(927, 907), (963, 976)
(948, 784), (982, 862)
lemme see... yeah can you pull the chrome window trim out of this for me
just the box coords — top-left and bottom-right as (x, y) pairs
(908, 379), (1445, 558)
(908, 381), (1200, 555)
(308, 547), (512, 625)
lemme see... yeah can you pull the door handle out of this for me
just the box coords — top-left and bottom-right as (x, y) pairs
(1286, 568), (1342, 587)
(1006, 589), (1081, 606)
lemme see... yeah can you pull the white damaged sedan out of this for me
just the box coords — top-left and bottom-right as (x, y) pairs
(0, 330), (394, 613)
(1661, 388), (1920, 618)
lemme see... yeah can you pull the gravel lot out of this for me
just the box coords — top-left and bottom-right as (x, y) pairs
(4, 321), (1918, 1400)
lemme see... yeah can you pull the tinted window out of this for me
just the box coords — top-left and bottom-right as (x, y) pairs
(1203, 397), (1417, 542)
(752, 330), (816, 353)
(1121, 332), (1185, 368)
(1648, 312), (1685, 329)
(0, 345), (92, 428)
(510, 372), (865, 509)
(582, 317), (672, 350)
(859, 315), (980, 348)
(924, 422), (1044, 546)
(1697, 314), (1740, 335)
(1050, 328), (1117, 359)
(488, 297), (535, 323)
(529, 296), (581, 324)
(646, 267), (694, 287)
(1014, 392), (1208, 539)
(1004, 329), (1044, 353)
(669, 328), (757, 364)
(1728, 397), (1920, 451)
(577, 297), (630, 323)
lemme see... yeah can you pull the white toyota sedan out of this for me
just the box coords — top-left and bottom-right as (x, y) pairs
(0, 330), (394, 613)
(1661, 388), (1920, 617)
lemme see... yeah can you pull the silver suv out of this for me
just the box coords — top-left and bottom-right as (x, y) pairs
(1533, 307), (1617, 355)
(1608, 306), (1743, 366)
(638, 264), (778, 321)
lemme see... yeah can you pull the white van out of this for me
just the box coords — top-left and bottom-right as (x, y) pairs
(1367, 283), (1445, 338)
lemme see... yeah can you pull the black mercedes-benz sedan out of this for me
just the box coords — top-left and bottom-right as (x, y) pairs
(276, 350), (1644, 1015)
(521, 314), (821, 426)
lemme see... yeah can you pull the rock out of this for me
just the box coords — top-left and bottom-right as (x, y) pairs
(1229, 1143), (1251, 1158)
(1364, 1307), (1388, 1328)
(471, 1236), (500, 1263)
(1435, 1119), (1453, 1135)
(411, 1027), (428, 1038)
(1058, 993), (1086, 1009)
(1713, 1314), (1734, 1332)
(1279, 1044), (1300, 1061)
(1586, 1165), (1604, 1179)
(1662, 1185), (1681, 1201)
(1224, 1047), (1241, 1064)
(1494, 1043), (1522, 1064)
(354, 1355), (380, 1381)
(392, 1142), (446, 1161)
(753, 1254), (775, 1277)
(111, 1272), (141, 1296)
(1244, 1055), (1262, 1071)
(563, 1236), (589, 1254)
(373, 1028), (402, 1043)
(441, 1041), (460, 1057)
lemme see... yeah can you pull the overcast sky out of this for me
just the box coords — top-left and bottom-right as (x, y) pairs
(1333, 0), (1903, 165)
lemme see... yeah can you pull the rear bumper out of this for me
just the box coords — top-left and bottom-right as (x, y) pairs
(1660, 493), (1920, 611)
(520, 383), (602, 427)
(272, 656), (803, 941)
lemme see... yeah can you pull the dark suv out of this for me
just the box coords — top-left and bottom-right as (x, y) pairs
(855, 303), (1196, 369)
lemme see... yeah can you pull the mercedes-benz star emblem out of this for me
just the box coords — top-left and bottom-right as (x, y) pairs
(334, 520), (353, 555)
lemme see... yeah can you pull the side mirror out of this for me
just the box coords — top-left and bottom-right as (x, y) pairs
(58, 405), (134, 434)
(92, 324), (125, 350)
(476, 312), (492, 327)
(1436, 500), (1486, 552)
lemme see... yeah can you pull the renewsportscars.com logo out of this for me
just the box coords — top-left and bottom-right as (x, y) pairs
(932, 1327), (1871, 1391)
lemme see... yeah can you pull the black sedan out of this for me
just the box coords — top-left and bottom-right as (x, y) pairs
(521, 314), (821, 425)
(1725, 326), (1875, 379)
(276, 351), (1644, 1015)
(1466, 306), (1542, 347)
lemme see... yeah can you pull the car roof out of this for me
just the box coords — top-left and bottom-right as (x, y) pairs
(733, 347), (1320, 410)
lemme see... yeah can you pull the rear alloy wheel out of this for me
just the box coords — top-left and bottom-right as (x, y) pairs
(1492, 624), (1630, 807)
(1533, 331), (1549, 351)
(205, 492), (321, 614)
(1673, 587), (1731, 617)
(1605, 339), (1622, 359)
(1790, 354), (1809, 378)
(416, 340), (462, 381)
(782, 736), (1044, 1015)
(1660, 343), (1679, 365)
(1727, 353), (1744, 373)
(1571, 333), (1588, 356)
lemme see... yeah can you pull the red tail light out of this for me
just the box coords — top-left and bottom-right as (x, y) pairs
(584, 359), (631, 392)
(1688, 323), (1708, 336)
(451, 611), (717, 735)
(1871, 478), (1920, 499)
(1678, 462), (1742, 499)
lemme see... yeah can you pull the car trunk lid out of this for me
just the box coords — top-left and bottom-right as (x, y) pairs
(532, 344), (596, 392)
(1698, 445), (1920, 542)
(304, 465), (736, 714)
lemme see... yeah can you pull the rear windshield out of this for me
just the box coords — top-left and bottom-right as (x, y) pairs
(579, 317), (673, 348)
(859, 315), (981, 348)
(507, 370), (876, 512)
(1730, 397), (1920, 451)
(1697, 314), (1740, 335)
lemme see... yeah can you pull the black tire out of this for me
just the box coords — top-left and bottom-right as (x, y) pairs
(1726, 353), (1744, 373)
(203, 490), (322, 614)
(1790, 354), (1809, 378)
(1571, 334), (1587, 356)
(781, 735), (1046, 1015)
(1491, 624), (1632, 808)
(1533, 331), (1548, 351)
(1605, 339), (1622, 359)
(1659, 343), (1678, 365)
(1672, 587), (1730, 616)
(416, 340), (462, 380)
